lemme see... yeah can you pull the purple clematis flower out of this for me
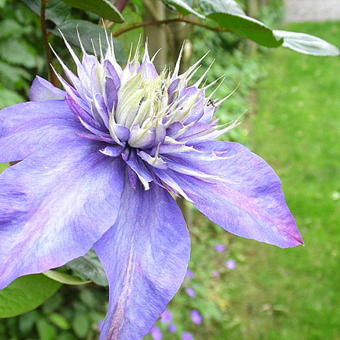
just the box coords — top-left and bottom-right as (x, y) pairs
(191, 310), (203, 324)
(214, 244), (227, 252)
(186, 269), (195, 280)
(225, 259), (237, 270)
(168, 324), (177, 333)
(160, 309), (173, 323)
(212, 271), (221, 278)
(185, 287), (197, 298)
(182, 332), (195, 340)
(0, 35), (303, 340)
(150, 327), (163, 340)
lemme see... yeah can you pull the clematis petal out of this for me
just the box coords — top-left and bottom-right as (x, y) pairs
(0, 100), (85, 162)
(123, 149), (153, 190)
(94, 182), (190, 340)
(0, 140), (125, 289)
(157, 141), (303, 248)
(29, 76), (66, 101)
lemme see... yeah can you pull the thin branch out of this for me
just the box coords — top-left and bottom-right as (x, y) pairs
(113, 18), (229, 38)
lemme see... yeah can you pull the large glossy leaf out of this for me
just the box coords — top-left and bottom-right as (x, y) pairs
(54, 20), (126, 63)
(0, 274), (61, 318)
(162, 0), (205, 19)
(43, 270), (90, 285)
(198, 0), (282, 47)
(61, 0), (124, 23)
(21, 0), (71, 25)
(274, 30), (340, 56)
(66, 250), (108, 286)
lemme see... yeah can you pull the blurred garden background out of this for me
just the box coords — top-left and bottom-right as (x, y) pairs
(0, 0), (339, 339)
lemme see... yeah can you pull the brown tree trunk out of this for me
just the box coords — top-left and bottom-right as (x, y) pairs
(246, 0), (259, 55)
(143, 0), (169, 69)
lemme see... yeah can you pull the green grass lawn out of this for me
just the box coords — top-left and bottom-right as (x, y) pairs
(228, 21), (340, 340)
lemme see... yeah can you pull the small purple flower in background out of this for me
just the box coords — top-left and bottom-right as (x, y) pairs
(185, 287), (197, 298)
(168, 324), (177, 333)
(150, 326), (163, 340)
(0, 32), (303, 340)
(214, 244), (227, 252)
(186, 269), (195, 280)
(182, 332), (195, 340)
(225, 259), (237, 270)
(161, 309), (173, 323)
(191, 310), (203, 324)
(212, 271), (221, 278)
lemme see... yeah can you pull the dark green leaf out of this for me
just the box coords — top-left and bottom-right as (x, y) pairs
(79, 290), (97, 308)
(0, 274), (61, 318)
(49, 313), (71, 330)
(199, 0), (244, 16)
(198, 0), (282, 47)
(66, 249), (108, 286)
(42, 293), (64, 314)
(37, 319), (57, 340)
(61, 0), (124, 23)
(0, 61), (31, 86)
(162, 0), (205, 18)
(43, 270), (90, 285)
(0, 88), (23, 109)
(0, 39), (36, 68)
(72, 312), (90, 338)
(57, 332), (77, 340)
(21, 0), (71, 25)
(0, 19), (23, 39)
(54, 19), (126, 63)
(273, 30), (340, 56)
(19, 311), (39, 334)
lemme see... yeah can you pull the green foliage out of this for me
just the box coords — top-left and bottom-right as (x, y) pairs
(22, 0), (125, 61)
(0, 40), (36, 68)
(53, 20), (125, 62)
(163, 0), (205, 18)
(61, 0), (124, 23)
(0, 85), (23, 107)
(199, 0), (282, 48)
(161, 0), (339, 55)
(0, 286), (107, 339)
(37, 319), (58, 340)
(21, 0), (71, 25)
(274, 29), (340, 56)
(72, 311), (90, 338)
(43, 271), (90, 286)
(66, 250), (108, 287)
(0, 275), (61, 318)
(0, 1), (43, 107)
